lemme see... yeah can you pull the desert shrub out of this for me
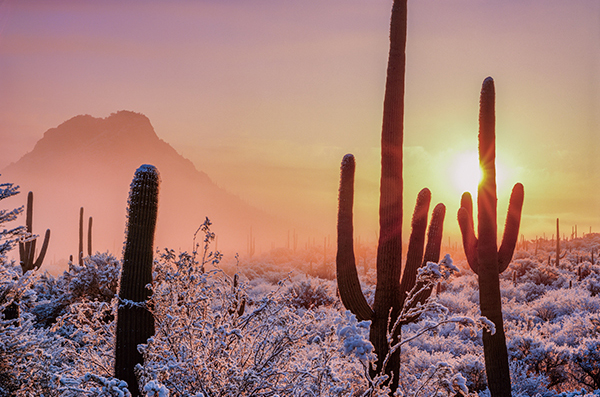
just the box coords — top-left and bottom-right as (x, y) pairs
(285, 278), (337, 309)
(572, 339), (600, 390)
(138, 247), (369, 396)
(32, 252), (121, 327)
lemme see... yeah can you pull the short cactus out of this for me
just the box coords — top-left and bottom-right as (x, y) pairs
(114, 164), (160, 396)
(18, 191), (50, 273)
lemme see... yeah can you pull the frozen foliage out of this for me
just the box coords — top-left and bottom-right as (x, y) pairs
(0, 177), (26, 259)
(33, 252), (121, 327)
(138, 244), (368, 396)
(1, 187), (600, 397)
(138, 225), (476, 397)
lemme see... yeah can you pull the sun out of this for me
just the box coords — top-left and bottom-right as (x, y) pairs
(452, 151), (482, 196)
(451, 150), (509, 197)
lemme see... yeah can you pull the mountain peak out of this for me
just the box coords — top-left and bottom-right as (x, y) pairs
(2, 111), (284, 270)
(11, 111), (163, 171)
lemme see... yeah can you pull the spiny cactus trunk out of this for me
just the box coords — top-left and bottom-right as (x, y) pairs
(477, 78), (511, 396)
(458, 78), (524, 397)
(372, 0), (407, 386)
(115, 165), (160, 397)
(336, 0), (446, 392)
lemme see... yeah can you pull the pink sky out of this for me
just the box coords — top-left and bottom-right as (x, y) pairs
(1, 0), (599, 247)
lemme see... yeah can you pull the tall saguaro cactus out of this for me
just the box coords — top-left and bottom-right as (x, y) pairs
(115, 164), (160, 397)
(18, 191), (50, 273)
(337, 156), (445, 389)
(336, 1), (447, 390)
(458, 77), (524, 397)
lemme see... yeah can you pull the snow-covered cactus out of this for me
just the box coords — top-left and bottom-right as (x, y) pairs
(457, 77), (524, 397)
(115, 164), (160, 397)
(18, 191), (50, 273)
(335, 0), (446, 390)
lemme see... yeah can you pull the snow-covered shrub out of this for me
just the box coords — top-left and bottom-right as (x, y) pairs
(32, 252), (121, 327)
(284, 277), (337, 309)
(0, 177), (26, 260)
(138, 247), (368, 396)
(572, 338), (600, 389)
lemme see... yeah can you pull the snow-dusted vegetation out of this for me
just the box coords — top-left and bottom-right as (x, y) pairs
(1, 192), (600, 396)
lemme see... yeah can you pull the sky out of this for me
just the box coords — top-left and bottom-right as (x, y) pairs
(1, 0), (599, 251)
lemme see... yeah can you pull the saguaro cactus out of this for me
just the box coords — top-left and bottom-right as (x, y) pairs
(337, 156), (445, 389)
(555, 218), (567, 267)
(114, 164), (160, 396)
(78, 207), (93, 264)
(79, 207), (84, 265)
(88, 216), (93, 256)
(457, 77), (524, 397)
(18, 191), (50, 273)
(336, 2), (447, 389)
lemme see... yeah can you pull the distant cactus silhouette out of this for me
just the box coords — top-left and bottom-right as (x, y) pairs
(18, 191), (50, 273)
(556, 218), (567, 266)
(88, 215), (93, 256)
(335, 0), (446, 390)
(114, 164), (160, 396)
(457, 77), (524, 397)
(78, 207), (93, 264)
(247, 227), (255, 258)
(78, 207), (84, 265)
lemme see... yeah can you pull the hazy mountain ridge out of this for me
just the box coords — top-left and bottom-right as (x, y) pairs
(2, 111), (282, 272)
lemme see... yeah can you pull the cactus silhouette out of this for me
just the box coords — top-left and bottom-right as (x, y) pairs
(555, 218), (566, 266)
(78, 207), (84, 265)
(88, 215), (93, 256)
(114, 165), (160, 396)
(18, 191), (50, 273)
(335, 1), (446, 389)
(457, 77), (524, 397)
(337, 156), (445, 389)
(78, 207), (93, 264)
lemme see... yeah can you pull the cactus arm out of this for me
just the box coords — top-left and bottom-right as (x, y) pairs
(399, 188), (431, 305)
(32, 229), (50, 270)
(336, 154), (373, 321)
(403, 202), (446, 320)
(458, 192), (479, 274)
(498, 183), (524, 273)
(423, 203), (446, 265)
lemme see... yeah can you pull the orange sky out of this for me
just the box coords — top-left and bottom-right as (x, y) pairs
(1, 0), (599, 250)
